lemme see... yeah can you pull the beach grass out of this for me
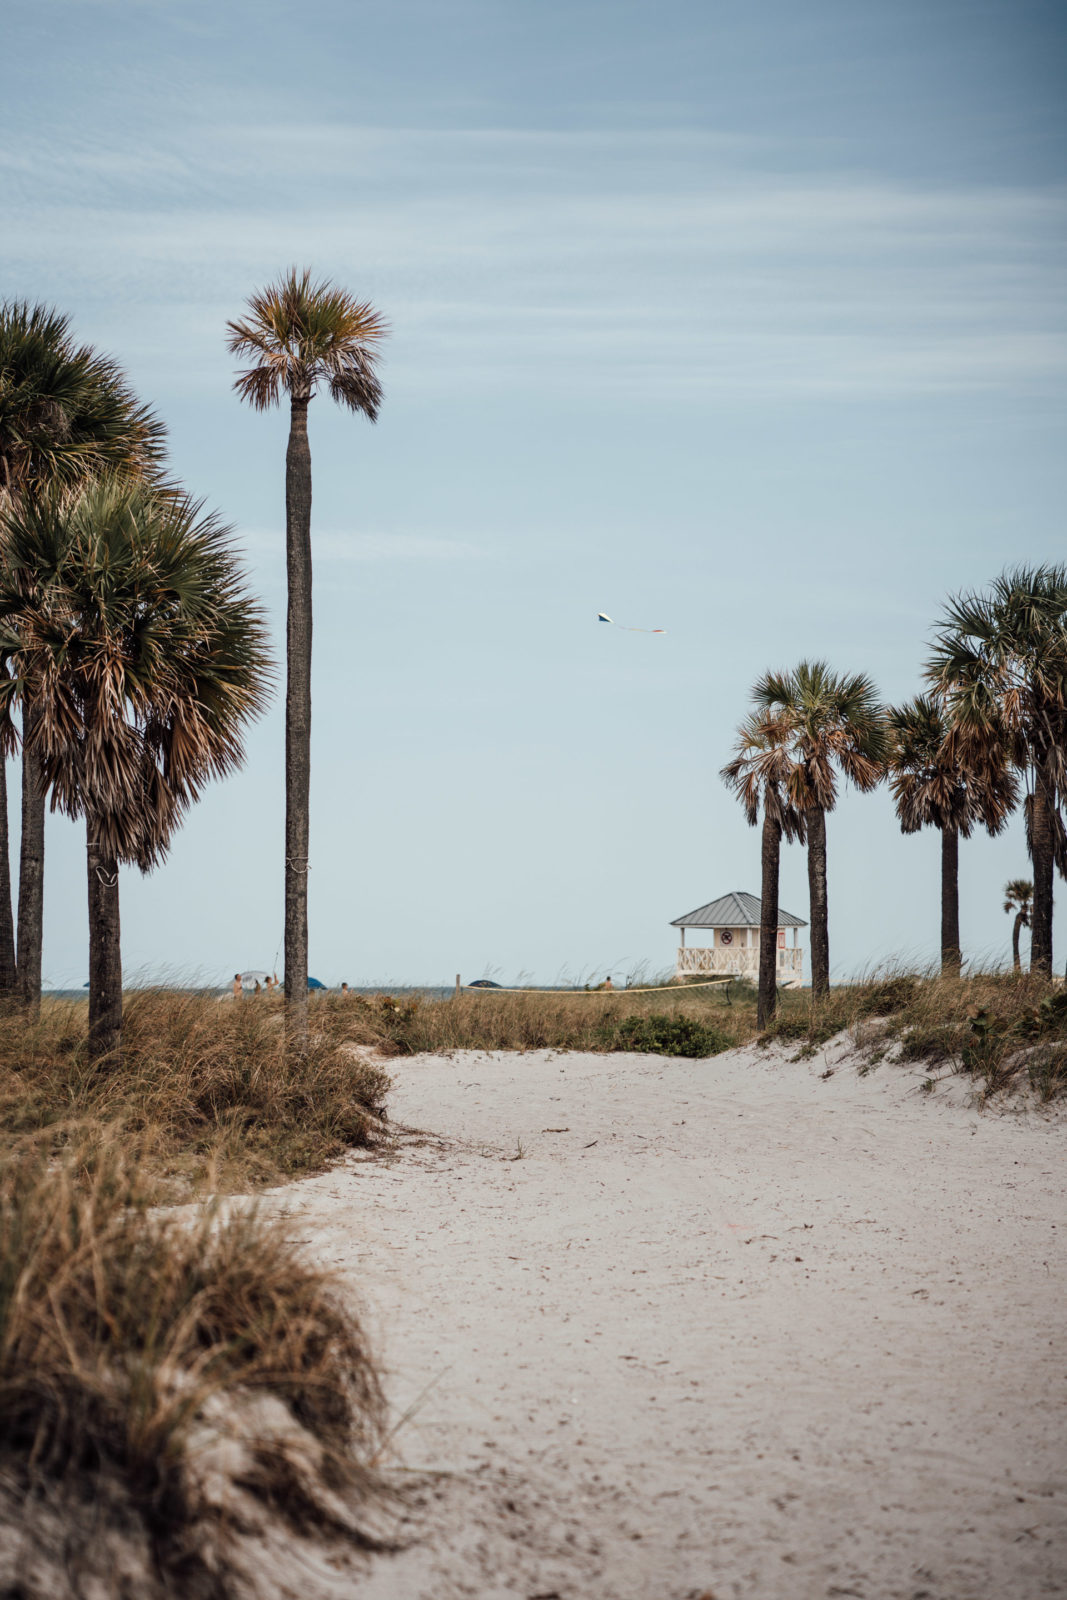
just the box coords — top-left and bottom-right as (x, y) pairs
(2, 969), (1062, 1205)
(761, 966), (1067, 1101)
(0, 1136), (387, 1599)
(0, 986), (391, 1196)
(318, 968), (1067, 1101)
(315, 979), (753, 1057)
(0, 967), (1059, 1593)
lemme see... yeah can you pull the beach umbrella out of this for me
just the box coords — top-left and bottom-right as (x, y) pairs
(239, 970), (271, 986)
(307, 977), (326, 990)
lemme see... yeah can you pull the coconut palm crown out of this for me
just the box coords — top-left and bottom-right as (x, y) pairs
(927, 565), (1067, 975)
(721, 709), (806, 1027)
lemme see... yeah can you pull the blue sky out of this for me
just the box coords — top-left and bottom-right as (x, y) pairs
(4, 0), (1066, 986)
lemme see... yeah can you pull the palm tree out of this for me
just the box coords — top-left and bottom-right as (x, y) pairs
(928, 566), (1067, 977)
(1003, 879), (1033, 972)
(227, 270), (386, 1047)
(887, 695), (1016, 974)
(0, 301), (166, 1013)
(752, 661), (885, 998)
(721, 710), (806, 1027)
(0, 478), (271, 1057)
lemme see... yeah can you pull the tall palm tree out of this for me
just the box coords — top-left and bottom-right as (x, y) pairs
(1003, 879), (1033, 973)
(928, 566), (1067, 977)
(0, 301), (166, 1013)
(227, 270), (386, 1046)
(887, 695), (1016, 974)
(721, 709), (806, 1027)
(0, 479), (271, 1057)
(753, 661), (885, 998)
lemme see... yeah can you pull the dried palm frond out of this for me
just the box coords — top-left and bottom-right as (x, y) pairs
(887, 693), (1016, 838)
(227, 268), (387, 417)
(720, 709), (807, 843)
(753, 658), (887, 813)
(0, 477), (273, 868)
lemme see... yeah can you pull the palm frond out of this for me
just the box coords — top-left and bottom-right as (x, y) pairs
(0, 477), (273, 868)
(227, 269), (387, 416)
(0, 301), (167, 509)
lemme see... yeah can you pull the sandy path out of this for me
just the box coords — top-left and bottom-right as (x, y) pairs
(275, 1041), (1066, 1599)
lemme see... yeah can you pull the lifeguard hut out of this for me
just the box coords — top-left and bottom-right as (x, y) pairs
(670, 890), (806, 987)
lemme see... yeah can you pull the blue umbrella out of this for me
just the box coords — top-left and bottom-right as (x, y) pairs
(308, 977), (327, 990)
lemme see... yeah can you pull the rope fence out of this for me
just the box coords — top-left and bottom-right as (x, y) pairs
(457, 977), (733, 996)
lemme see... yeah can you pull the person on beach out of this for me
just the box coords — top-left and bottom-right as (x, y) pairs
(341, 982), (350, 997)
(233, 973), (242, 999)
(595, 976), (614, 991)
(254, 979), (262, 995)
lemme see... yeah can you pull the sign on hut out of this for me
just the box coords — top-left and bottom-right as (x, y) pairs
(670, 890), (806, 988)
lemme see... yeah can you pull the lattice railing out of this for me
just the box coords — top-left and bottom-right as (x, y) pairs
(676, 945), (804, 976)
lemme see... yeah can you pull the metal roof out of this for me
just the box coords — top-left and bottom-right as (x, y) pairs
(670, 890), (807, 929)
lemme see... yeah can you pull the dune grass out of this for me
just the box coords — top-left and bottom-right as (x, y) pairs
(0, 1137), (388, 1599)
(314, 980), (751, 1057)
(0, 986), (391, 1196)
(760, 967), (1067, 1102)
(314, 969), (1067, 1101)
(0, 967), (1059, 1592)
(2, 969), (1061, 1205)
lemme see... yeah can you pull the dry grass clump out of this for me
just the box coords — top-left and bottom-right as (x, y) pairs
(313, 974), (1067, 1100)
(0, 1140), (389, 1600)
(764, 967), (1067, 1101)
(315, 984), (750, 1058)
(0, 988), (391, 1194)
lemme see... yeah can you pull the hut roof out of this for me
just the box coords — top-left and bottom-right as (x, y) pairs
(670, 890), (807, 929)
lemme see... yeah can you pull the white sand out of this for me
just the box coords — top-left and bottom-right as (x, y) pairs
(274, 1040), (1066, 1599)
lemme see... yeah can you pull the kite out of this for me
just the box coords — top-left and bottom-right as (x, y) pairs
(597, 612), (666, 634)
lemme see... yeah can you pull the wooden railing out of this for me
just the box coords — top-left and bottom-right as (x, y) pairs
(676, 946), (804, 979)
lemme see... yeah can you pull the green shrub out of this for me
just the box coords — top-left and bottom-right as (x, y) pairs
(610, 1013), (729, 1058)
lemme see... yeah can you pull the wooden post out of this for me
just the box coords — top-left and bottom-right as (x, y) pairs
(455, 973), (461, 997)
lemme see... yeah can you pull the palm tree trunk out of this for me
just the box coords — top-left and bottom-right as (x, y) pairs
(758, 809), (782, 1029)
(284, 394), (313, 1047)
(1011, 913), (1025, 973)
(806, 805), (829, 998)
(1030, 778), (1054, 977)
(0, 757), (17, 997)
(17, 700), (45, 1018)
(87, 817), (121, 1059)
(940, 824), (961, 976)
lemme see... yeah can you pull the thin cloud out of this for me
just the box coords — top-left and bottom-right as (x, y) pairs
(6, 122), (1065, 401)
